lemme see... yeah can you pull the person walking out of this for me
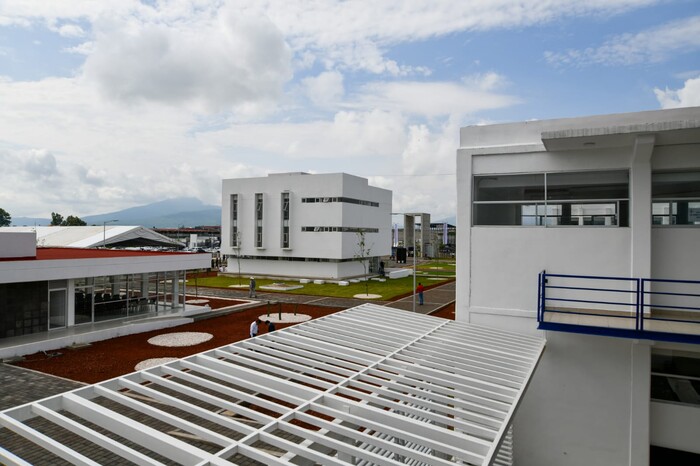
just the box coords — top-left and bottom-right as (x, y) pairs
(249, 277), (256, 298)
(250, 318), (261, 338)
(416, 282), (425, 305)
(265, 320), (276, 332)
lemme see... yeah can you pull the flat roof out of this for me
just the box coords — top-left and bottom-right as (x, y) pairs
(0, 247), (191, 262)
(0, 304), (544, 465)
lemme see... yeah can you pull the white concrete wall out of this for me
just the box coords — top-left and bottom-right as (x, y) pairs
(221, 172), (391, 279)
(0, 231), (36, 258)
(652, 229), (700, 279)
(225, 258), (367, 280)
(0, 252), (211, 284)
(650, 401), (700, 455)
(515, 332), (643, 466)
(469, 227), (631, 317)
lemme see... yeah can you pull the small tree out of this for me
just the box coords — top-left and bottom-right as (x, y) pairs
(50, 212), (64, 226)
(0, 208), (11, 227)
(354, 231), (373, 296)
(63, 215), (87, 226)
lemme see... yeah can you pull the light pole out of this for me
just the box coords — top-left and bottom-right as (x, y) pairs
(103, 219), (118, 248)
(392, 212), (419, 312)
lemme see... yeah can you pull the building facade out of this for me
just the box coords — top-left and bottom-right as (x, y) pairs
(0, 231), (211, 359)
(221, 172), (392, 280)
(457, 107), (700, 465)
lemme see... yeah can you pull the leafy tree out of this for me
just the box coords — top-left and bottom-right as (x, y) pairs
(63, 215), (87, 226)
(0, 208), (11, 227)
(50, 212), (64, 226)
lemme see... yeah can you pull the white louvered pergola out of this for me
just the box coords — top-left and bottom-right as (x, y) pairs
(0, 304), (544, 466)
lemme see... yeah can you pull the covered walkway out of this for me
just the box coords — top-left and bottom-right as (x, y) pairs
(0, 303), (543, 466)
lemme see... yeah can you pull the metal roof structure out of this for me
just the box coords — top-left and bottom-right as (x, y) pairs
(0, 304), (545, 466)
(1, 226), (181, 249)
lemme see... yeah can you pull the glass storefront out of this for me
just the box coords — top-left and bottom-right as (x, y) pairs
(81, 272), (185, 323)
(0, 271), (187, 341)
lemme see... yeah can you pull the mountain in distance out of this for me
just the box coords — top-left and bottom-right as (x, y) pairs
(11, 197), (222, 228)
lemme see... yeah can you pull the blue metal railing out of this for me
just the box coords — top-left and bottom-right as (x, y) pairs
(537, 271), (700, 344)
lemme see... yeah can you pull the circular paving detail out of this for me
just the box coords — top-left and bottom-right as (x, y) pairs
(353, 293), (383, 299)
(147, 332), (213, 347)
(258, 313), (311, 323)
(135, 358), (179, 371)
(185, 299), (209, 305)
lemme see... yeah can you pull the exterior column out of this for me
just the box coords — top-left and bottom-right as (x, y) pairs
(66, 279), (75, 326)
(629, 341), (651, 466)
(630, 134), (654, 280)
(171, 271), (179, 309)
(628, 136), (654, 466)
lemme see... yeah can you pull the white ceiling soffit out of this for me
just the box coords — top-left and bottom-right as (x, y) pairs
(0, 304), (545, 466)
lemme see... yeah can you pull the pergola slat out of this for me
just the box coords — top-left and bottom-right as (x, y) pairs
(0, 304), (544, 466)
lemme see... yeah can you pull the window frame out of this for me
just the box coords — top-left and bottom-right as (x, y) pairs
(472, 169), (630, 227)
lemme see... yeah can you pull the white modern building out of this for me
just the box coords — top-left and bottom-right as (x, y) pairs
(221, 172), (392, 280)
(0, 231), (211, 359)
(457, 107), (700, 465)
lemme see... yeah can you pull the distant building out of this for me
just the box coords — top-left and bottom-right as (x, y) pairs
(154, 226), (221, 250)
(0, 231), (211, 359)
(0, 225), (181, 249)
(221, 172), (392, 279)
(457, 106), (700, 465)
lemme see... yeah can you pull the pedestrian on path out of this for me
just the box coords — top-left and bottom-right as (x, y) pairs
(416, 282), (425, 305)
(265, 320), (276, 332)
(249, 277), (256, 298)
(250, 318), (261, 338)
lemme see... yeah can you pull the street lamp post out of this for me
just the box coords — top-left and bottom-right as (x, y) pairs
(392, 212), (419, 312)
(103, 219), (118, 248)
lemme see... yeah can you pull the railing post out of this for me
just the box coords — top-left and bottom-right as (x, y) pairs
(539, 270), (547, 322)
(537, 272), (542, 322)
(639, 279), (645, 332)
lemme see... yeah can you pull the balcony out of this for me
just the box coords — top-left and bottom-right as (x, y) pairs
(537, 272), (700, 344)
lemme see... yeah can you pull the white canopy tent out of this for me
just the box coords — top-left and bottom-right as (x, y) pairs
(0, 304), (544, 465)
(0, 226), (181, 249)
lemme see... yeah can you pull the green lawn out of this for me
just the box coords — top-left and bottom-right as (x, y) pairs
(187, 275), (452, 300)
(416, 261), (456, 272)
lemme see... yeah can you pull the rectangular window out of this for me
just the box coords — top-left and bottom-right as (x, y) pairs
(255, 193), (263, 247)
(651, 349), (700, 406)
(281, 192), (290, 248)
(652, 171), (700, 226)
(230, 194), (238, 247)
(473, 170), (629, 226)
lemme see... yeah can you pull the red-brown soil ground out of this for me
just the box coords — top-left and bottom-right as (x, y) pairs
(13, 301), (455, 385)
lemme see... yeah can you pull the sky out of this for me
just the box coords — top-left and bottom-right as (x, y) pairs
(1, 0), (699, 221)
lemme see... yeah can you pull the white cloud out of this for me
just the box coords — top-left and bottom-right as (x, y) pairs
(545, 15), (700, 67)
(63, 41), (94, 55)
(1, 0), (661, 77)
(0, 76), (235, 216)
(203, 109), (408, 159)
(654, 76), (700, 109)
(302, 71), (345, 107)
(51, 23), (85, 37)
(82, 7), (292, 113)
(356, 74), (518, 117)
